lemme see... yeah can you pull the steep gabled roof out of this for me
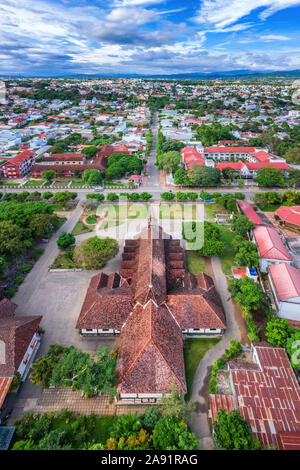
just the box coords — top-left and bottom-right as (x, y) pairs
(117, 301), (186, 394)
(134, 226), (167, 306)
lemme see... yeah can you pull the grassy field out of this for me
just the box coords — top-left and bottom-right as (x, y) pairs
(0, 182), (20, 187)
(71, 221), (93, 236)
(183, 337), (221, 401)
(50, 250), (79, 269)
(97, 203), (148, 220)
(24, 180), (45, 187)
(52, 179), (70, 187)
(185, 251), (207, 274)
(100, 220), (123, 230)
(256, 204), (281, 212)
(160, 204), (199, 220)
(104, 181), (126, 187)
(215, 223), (238, 276)
(70, 180), (86, 187)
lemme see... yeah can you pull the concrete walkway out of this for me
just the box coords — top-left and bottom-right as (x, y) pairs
(189, 255), (242, 450)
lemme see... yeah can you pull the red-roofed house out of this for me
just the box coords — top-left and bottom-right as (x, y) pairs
(275, 206), (300, 232)
(3, 151), (35, 178)
(252, 226), (292, 272)
(0, 298), (42, 418)
(181, 147), (205, 169)
(209, 343), (300, 450)
(268, 263), (300, 321)
(237, 200), (266, 226)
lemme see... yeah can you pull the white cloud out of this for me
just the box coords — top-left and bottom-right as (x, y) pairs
(194, 0), (300, 28)
(106, 6), (159, 24)
(260, 34), (291, 40)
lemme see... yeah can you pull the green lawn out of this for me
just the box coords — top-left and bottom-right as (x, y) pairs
(99, 220), (123, 230)
(256, 204), (280, 212)
(183, 337), (221, 401)
(204, 204), (215, 219)
(104, 181), (126, 187)
(24, 180), (45, 187)
(50, 250), (79, 269)
(97, 203), (148, 220)
(70, 180), (86, 187)
(160, 204), (199, 220)
(185, 251), (207, 274)
(0, 182), (20, 187)
(52, 179), (70, 187)
(214, 223), (238, 276)
(71, 221), (93, 236)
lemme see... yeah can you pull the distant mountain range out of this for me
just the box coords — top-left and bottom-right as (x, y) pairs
(2, 70), (300, 80)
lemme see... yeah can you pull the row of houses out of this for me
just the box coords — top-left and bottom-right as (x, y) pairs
(237, 199), (300, 322)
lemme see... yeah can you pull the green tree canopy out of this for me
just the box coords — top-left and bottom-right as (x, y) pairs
(265, 318), (293, 347)
(214, 409), (261, 450)
(73, 236), (118, 269)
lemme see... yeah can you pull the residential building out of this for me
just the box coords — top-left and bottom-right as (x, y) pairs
(251, 226), (292, 272)
(275, 206), (300, 232)
(268, 263), (300, 321)
(2, 150), (35, 178)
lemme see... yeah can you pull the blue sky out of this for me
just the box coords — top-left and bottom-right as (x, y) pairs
(0, 0), (300, 75)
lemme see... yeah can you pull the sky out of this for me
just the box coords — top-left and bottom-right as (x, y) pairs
(0, 0), (300, 76)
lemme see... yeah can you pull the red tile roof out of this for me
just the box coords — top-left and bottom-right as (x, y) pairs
(275, 206), (300, 228)
(0, 299), (42, 377)
(0, 377), (13, 409)
(204, 146), (256, 153)
(269, 263), (300, 300)
(117, 302), (186, 394)
(253, 226), (291, 261)
(4, 150), (34, 167)
(237, 200), (266, 226)
(77, 223), (226, 396)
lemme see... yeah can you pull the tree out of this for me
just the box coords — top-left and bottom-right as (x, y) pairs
(157, 151), (181, 173)
(50, 346), (116, 398)
(0, 256), (6, 276)
(152, 417), (198, 450)
(43, 191), (53, 200)
(161, 192), (175, 201)
(82, 169), (102, 185)
(0, 220), (32, 256)
(42, 170), (55, 182)
(82, 146), (98, 158)
(265, 318), (292, 347)
(228, 277), (267, 314)
(255, 167), (286, 188)
(231, 215), (254, 238)
(214, 409), (261, 450)
(233, 241), (259, 268)
(139, 192), (152, 201)
(73, 236), (118, 270)
(159, 385), (195, 422)
(52, 191), (73, 208)
(30, 344), (66, 388)
(0, 201), (54, 227)
(29, 214), (61, 239)
(188, 165), (219, 186)
(107, 193), (118, 202)
(286, 329), (300, 369)
(57, 231), (75, 250)
(284, 147), (300, 164)
(182, 222), (224, 257)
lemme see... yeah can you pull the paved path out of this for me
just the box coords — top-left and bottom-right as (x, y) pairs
(189, 255), (242, 450)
